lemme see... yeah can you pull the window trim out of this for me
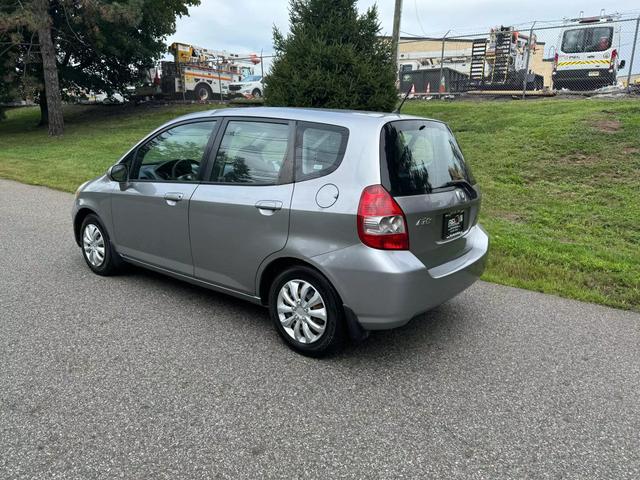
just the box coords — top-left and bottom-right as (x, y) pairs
(201, 116), (295, 187)
(126, 118), (220, 184)
(293, 121), (349, 183)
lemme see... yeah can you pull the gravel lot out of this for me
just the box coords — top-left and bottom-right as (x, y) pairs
(1, 178), (639, 479)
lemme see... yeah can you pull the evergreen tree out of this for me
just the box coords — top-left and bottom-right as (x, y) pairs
(265, 0), (397, 112)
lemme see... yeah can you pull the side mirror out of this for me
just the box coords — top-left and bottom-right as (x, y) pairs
(107, 163), (128, 183)
(619, 60), (626, 70)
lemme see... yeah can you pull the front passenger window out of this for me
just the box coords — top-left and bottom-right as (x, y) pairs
(132, 121), (217, 182)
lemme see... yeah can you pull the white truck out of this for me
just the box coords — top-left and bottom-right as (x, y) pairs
(159, 43), (261, 100)
(553, 14), (626, 90)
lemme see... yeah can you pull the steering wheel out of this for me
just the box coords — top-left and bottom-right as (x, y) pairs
(171, 159), (196, 181)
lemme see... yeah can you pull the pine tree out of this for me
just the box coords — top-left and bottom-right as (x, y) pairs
(265, 0), (397, 112)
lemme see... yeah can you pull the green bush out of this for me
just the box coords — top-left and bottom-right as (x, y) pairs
(265, 0), (397, 112)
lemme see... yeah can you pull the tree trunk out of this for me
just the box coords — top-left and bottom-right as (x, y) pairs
(38, 88), (48, 126)
(35, 0), (64, 136)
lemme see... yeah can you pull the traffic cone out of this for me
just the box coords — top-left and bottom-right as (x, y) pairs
(426, 82), (431, 93)
(439, 74), (446, 93)
(410, 83), (416, 95)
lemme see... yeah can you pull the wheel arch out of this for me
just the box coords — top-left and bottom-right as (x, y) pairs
(73, 207), (98, 246)
(257, 256), (343, 307)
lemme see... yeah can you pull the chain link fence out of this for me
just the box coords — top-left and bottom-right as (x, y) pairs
(398, 15), (640, 98)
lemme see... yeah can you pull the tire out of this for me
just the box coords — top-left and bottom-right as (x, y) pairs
(194, 83), (213, 101)
(251, 88), (262, 99)
(535, 77), (543, 91)
(554, 81), (566, 91)
(80, 214), (123, 276)
(268, 266), (344, 357)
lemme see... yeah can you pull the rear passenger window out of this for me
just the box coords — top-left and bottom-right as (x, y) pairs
(295, 123), (348, 181)
(210, 121), (290, 185)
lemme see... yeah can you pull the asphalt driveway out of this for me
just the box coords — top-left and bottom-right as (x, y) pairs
(1, 179), (639, 479)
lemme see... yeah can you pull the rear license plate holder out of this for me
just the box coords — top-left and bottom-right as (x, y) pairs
(443, 211), (465, 240)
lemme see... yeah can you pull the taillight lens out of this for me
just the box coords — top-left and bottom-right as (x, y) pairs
(357, 185), (409, 250)
(610, 49), (617, 69)
(553, 53), (558, 71)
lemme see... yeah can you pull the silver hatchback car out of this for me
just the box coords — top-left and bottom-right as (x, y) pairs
(73, 107), (488, 355)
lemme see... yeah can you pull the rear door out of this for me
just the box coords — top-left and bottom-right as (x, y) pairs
(558, 25), (614, 73)
(380, 120), (480, 269)
(189, 117), (294, 294)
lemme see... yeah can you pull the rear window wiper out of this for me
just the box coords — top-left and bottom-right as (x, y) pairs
(441, 179), (478, 200)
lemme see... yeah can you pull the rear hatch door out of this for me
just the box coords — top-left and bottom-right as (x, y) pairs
(380, 120), (481, 269)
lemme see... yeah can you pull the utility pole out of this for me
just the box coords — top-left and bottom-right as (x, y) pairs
(391, 0), (403, 73)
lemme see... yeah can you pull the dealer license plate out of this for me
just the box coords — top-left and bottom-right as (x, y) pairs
(443, 211), (465, 240)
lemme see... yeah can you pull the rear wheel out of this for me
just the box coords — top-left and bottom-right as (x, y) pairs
(194, 83), (213, 101)
(269, 266), (344, 356)
(80, 214), (122, 276)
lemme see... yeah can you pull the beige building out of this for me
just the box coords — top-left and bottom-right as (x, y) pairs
(397, 35), (555, 89)
(620, 73), (640, 87)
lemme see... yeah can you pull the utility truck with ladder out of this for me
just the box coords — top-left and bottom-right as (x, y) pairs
(158, 42), (261, 100)
(469, 26), (544, 91)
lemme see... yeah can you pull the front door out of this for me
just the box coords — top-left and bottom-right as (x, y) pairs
(190, 118), (294, 294)
(111, 120), (218, 275)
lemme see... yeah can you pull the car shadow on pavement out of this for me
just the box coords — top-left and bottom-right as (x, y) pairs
(120, 264), (467, 361)
(335, 304), (465, 362)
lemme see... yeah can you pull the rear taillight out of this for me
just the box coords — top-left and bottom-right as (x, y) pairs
(610, 49), (617, 70)
(357, 185), (409, 250)
(553, 53), (558, 71)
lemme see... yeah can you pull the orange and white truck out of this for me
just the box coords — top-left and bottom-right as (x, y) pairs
(159, 42), (261, 100)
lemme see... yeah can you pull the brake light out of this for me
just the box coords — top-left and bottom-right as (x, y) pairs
(610, 49), (617, 70)
(553, 53), (558, 71)
(357, 185), (409, 250)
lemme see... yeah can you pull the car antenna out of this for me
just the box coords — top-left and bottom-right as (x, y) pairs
(393, 84), (413, 114)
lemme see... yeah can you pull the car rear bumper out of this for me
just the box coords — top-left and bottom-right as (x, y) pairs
(312, 224), (489, 330)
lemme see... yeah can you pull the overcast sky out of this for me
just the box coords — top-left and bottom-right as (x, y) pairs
(166, 1), (640, 70)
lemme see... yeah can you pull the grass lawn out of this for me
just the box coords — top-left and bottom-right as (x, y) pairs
(1, 99), (639, 311)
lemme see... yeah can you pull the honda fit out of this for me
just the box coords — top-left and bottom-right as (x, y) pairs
(72, 107), (488, 355)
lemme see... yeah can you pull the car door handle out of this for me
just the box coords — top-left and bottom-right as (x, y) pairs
(255, 200), (283, 212)
(164, 192), (184, 204)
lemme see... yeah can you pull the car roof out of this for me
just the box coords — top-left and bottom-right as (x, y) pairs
(172, 106), (441, 129)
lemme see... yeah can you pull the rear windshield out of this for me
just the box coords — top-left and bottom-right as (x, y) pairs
(561, 27), (613, 53)
(381, 120), (475, 196)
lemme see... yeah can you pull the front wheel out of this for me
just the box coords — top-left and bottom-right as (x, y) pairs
(252, 88), (262, 98)
(269, 266), (344, 356)
(80, 214), (122, 276)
